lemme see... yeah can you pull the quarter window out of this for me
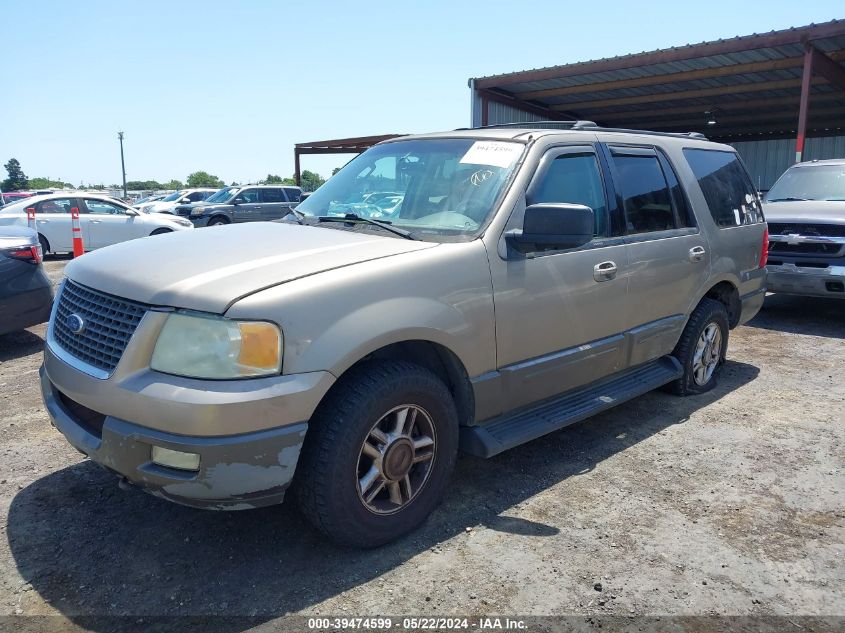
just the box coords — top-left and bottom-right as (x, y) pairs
(283, 187), (302, 202)
(683, 149), (763, 227)
(611, 152), (675, 234)
(529, 152), (608, 237)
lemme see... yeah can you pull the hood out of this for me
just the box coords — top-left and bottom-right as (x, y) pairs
(763, 200), (845, 225)
(64, 222), (436, 313)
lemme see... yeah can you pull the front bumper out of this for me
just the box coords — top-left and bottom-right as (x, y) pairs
(41, 364), (309, 509)
(189, 215), (213, 227)
(766, 263), (845, 299)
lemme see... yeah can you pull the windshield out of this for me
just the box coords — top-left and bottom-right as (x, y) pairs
(766, 164), (845, 202)
(204, 187), (238, 203)
(161, 191), (183, 202)
(296, 138), (524, 240)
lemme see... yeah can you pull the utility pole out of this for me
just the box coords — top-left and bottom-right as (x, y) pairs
(118, 131), (127, 199)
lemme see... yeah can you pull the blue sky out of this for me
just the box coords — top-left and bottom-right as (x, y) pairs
(1, 1), (841, 186)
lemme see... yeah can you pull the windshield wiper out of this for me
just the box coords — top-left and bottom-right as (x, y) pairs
(280, 206), (307, 225)
(317, 213), (418, 240)
(767, 197), (808, 202)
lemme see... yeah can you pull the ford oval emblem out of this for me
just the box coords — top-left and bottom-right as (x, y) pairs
(66, 314), (85, 335)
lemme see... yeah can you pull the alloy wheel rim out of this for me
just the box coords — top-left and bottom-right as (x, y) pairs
(356, 405), (436, 515)
(692, 323), (722, 386)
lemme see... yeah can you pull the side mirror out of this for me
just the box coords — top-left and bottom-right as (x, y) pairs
(126, 208), (139, 216)
(232, 197), (243, 205)
(505, 203), (594, 253)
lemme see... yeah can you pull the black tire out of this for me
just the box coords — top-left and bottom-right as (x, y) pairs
(293, 361), (459, 547)
(150, 228), (172, 236)
(207, 216), (229, 226)
(665, 297), (729, 396)
(38, 234), (50, 256)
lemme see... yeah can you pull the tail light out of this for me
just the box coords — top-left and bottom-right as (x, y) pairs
(6, 245), (42, 264)
(759, 225), (769, 268)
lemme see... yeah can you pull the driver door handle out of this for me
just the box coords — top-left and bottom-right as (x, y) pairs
(593, 260), (618, 282)
(90, 220), (101, 224)
(689, 246), (707, 263)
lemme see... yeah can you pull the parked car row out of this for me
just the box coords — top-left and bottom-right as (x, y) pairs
(172, 184), (303, 226)
(0, 193), (193, 254)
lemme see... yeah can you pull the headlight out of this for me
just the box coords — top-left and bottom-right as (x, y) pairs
(141, 204), (154, 212)
(174, 218), (192, 227)
(150, 312), (282, 379)
(190, 207), (207, 217)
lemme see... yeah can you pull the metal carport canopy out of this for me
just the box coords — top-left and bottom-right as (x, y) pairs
(294, 134), (404, 185)
(470, 20), (845, 162)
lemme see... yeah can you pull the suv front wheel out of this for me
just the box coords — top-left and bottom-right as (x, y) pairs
(294, 361), (459, 547)
(666, 297), (729, 396)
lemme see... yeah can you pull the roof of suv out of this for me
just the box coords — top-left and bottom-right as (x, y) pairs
(386, 125), (731, 151)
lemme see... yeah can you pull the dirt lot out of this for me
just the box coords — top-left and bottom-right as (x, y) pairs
(0, 257), (842, 627)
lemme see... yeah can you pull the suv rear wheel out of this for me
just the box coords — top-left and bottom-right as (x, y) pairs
(666, 297), (729, 396)
(294, 361), (458, 547)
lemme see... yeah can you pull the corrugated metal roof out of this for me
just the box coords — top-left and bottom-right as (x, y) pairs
(472, 21), (845, 139)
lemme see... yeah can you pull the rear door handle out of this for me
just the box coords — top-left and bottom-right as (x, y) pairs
(90, 220), (101, 224)
(689, 246), (706, 262)
(593, 260), (618, 282)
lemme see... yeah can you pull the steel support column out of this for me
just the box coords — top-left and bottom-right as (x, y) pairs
(795, 47), (814, 163)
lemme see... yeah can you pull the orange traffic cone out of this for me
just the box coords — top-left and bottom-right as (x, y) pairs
(26, 206), (37, 231)
(71, 206), (85, 257)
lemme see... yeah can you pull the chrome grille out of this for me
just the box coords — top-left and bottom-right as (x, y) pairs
(768, 223), (845, 238)
(53, 280), (148, 374)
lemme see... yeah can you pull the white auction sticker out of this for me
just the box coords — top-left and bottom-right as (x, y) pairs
(459, 141), (523, 169)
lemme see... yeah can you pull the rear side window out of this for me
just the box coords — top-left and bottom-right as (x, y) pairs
(683, 149), (763, 227)
(261, 188), (284, 203)
(36, 198), (74, 214)
(610, 151), (675, 234)
(283, 187), (302, 202)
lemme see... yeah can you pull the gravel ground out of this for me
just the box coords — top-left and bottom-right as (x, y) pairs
(0, 257), (842, 628)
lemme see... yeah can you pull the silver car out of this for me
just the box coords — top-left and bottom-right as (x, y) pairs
(40, 126), (767, 546)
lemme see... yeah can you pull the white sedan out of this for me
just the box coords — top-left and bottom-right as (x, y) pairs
(0, 193), (193, 254)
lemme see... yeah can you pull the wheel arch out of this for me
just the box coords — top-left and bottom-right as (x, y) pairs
(323, 338), (475, 428)
(208, 214), (231, 225)
(703, 280), (741, 329)
(37, 232), (50, 253)
(688, 275), (741, 329)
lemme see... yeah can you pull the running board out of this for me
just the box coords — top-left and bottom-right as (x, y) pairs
(460, 356), (682, 458)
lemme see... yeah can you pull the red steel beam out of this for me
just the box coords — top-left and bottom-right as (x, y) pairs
(796, 47), (814, 163)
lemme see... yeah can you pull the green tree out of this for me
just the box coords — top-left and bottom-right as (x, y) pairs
(331, 167), (342, 176)
(299, 170), (325, 192)
(281, 177), (296, 185)
(29, 177), (72, 189)
(263, 174), (284, 184)
(186, 171), (224, 188)
(126, 180), (163, 190)
(163, 179), (184, 190)
(2, 158), (28, 191)
(230, 181), (240, 186)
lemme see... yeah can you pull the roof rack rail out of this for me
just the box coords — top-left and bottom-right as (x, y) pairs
(455, 120), (597, 131)
(457, 120), (707, 140)
(575, 125), (708, 140)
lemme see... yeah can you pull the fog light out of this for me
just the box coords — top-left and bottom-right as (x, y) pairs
(151, 446), (200, 471)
